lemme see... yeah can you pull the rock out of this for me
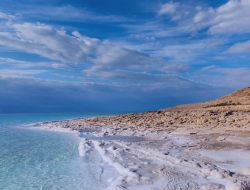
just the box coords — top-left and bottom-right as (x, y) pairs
(217, 136), (226, 141)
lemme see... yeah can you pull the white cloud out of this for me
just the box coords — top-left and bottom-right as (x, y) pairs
(86, 44), (162, 79)
(0, 21), (101, 63)
(13, 5), (128, 23)
(159, 39), (224, 62)
(193, 8), (214, 24)
(0, 69), (47, 78)
(158, 2), (179, 15)
(85, 41), (190, 82)
(156, 0), (250, 35)
(0, 11), (192, 84)
(0, 12), (15, 20)
(194, 0), (250, 34)
(0, 57), (62, 69)
(0, 11), (190, 85)
(0, 5), (248, 91)
(0, 12), (159, 67)
(228, 40), (250, 54)
(194, 66), (250, 88)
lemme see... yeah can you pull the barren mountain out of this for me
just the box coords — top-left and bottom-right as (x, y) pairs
(219, 86), (250, 105)
(171, 86), (250, 111)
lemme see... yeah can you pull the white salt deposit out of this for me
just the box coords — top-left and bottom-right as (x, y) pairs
(201, 149), (250, 174)
(78, 139), (92, 157)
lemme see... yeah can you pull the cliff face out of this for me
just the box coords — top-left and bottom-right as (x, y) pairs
(66, 87), (250, 132)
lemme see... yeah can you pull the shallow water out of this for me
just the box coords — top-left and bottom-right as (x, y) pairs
(0, 114), (105, 190)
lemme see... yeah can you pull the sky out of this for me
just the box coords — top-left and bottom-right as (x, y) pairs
(0, 0), (249, 113)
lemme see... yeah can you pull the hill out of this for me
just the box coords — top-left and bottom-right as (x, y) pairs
(170, 87), (250, 111)
(62, 87), (250, 132)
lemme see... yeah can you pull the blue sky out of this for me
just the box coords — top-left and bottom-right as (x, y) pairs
(0, 0), (249, 113)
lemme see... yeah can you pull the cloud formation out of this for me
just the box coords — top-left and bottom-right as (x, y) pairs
(158, 2), (179, 15)
(0, 0), (249, 113)
(228, 40), (250, 54)
(157, 0), (250, 36)
(194, 66), (250, 88)
(0, 11), (189, 85)
(193, 0), (250, 34)
(0, 20), (100, 63)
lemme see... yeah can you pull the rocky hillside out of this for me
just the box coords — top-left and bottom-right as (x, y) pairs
(68, 87), (250, 132)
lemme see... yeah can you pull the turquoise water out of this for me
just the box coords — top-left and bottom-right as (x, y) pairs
(0, 114), (104, 190)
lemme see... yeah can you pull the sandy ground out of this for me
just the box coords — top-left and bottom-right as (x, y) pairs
(33, 120), (250, 190)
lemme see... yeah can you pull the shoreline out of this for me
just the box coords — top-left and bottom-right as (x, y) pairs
(30, 88), (250, 189)
(34, 116), (250, 190)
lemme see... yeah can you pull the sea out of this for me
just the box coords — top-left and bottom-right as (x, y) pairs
(0, 113), (106, 190)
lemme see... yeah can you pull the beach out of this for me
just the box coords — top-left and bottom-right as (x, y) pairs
(36, 120), (250, 190)
(28, 87), (250, 190)
(1, 0), (250, 189)
(35, 88), (250, 190)
(35, 118), (249, 190)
